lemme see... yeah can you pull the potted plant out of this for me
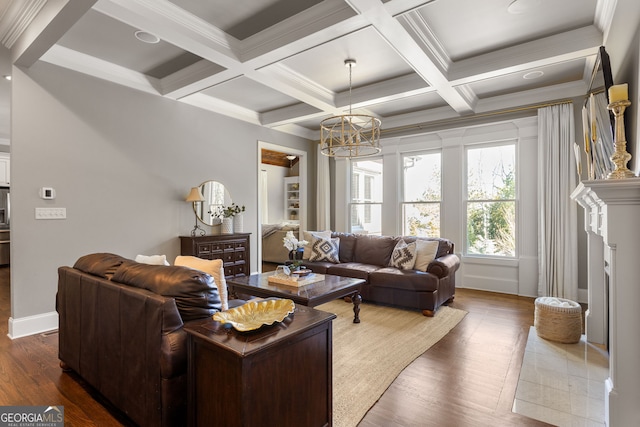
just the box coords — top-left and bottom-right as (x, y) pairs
(217, 203), (245, 233)
(282, 230), (308, 262)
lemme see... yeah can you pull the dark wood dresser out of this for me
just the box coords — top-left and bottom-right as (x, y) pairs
(184, 305), (335, 427)
(180, 233), (250, 278)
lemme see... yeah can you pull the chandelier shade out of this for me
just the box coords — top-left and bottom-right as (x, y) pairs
(320, 59), (381, 158)
(320, 114), (381, 157)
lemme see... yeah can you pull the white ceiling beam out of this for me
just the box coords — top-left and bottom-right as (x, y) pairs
(12, 0), (97, 67)
(345, 0), (475, 114)
(161, 60), (226, 99)
(448, 26), (603, 84)
(40, 44), (161, 94)
(179, 92), (261, 125)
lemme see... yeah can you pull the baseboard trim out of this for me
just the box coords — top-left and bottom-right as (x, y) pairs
(7, 311), (58, 339)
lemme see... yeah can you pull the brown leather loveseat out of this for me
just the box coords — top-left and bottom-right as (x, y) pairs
(56, 253), (226, 426)
(302, 233), (460, 316)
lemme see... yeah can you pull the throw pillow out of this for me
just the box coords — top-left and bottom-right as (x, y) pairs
(309, 236), (340, 263)
(302, 230), (332, 259)
(389, 239), (417, 270)
(414, 239), (440, 272)
(174, 256), (229, 311)
(135, 254), (170, 266)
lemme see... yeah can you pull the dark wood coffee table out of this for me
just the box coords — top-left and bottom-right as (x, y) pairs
(227, 272), (365, 323)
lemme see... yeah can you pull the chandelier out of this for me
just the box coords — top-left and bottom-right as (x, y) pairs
(320, 59), (381, 158)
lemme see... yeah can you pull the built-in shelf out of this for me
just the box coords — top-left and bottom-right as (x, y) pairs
(284, 176), (300, 223)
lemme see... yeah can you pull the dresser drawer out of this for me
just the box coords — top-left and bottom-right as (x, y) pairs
(181, 234), (250, 279)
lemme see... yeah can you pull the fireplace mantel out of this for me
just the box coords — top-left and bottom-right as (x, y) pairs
(571, 178), (640, 426)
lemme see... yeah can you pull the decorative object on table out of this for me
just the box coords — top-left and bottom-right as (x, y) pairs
(282, 230), (307, 260)
(606, 83), (635, 179)
(221, 217), (233, 234)
(212, 298), (295, 332)
(185, 187), (206, 236)
(267, 270), (325, 287)
(216, 203), (245, 234)
(233, 212), (244, 233)
(320, 59), (381, 158)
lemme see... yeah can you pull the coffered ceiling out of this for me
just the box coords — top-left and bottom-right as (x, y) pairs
(0, 0), (617, 141)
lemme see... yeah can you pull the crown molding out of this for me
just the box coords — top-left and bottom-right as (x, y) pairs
(0, 0), (47, 48)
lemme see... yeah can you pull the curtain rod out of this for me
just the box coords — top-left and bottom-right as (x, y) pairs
(313, 99), (574, 142)
(379, 99), (574, 136)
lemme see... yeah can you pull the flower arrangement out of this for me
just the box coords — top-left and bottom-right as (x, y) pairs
(216, 203), (245, 218)
(282, 230), (308, 251)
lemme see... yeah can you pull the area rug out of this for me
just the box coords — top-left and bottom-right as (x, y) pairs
(316, 300), (467, 427)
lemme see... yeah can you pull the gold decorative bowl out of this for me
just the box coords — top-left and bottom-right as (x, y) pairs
(213, 299), (296, 332)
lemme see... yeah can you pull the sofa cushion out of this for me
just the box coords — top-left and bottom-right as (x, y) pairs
(332, 232), (358, 262)
(413, 239), (439, 272)
(112, 263), (221, 321)
(389, 239), (417, 270)
(309, 236), (340, 263)
(73, 253), (129, 279)
(174, 256), (229, 311)
(369, 268), (438, 292)
(135, 254), (170, 266)
(353, 235), (398, 267)
(327, 263), (380, 281)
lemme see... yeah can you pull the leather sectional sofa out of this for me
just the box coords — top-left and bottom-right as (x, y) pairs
(302, 233), (460, 316)
(56, 253), (232, 427)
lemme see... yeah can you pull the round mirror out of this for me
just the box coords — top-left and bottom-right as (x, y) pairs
(194, 180), (232, 226)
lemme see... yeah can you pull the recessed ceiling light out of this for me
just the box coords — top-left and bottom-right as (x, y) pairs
(507, 0), (542, 14)
(523, 70), (544, 79)
(134, 30), (160, 44)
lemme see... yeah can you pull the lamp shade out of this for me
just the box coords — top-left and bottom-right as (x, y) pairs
(185, 187), (205, 202)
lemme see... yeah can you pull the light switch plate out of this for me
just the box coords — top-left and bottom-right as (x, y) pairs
(35, 207), (66, 219)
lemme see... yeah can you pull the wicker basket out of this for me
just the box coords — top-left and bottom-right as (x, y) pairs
(534, 297), (582, 343)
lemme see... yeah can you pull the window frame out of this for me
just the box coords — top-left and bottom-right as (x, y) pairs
(463, 140), (518, 259)
(349, 156), (383, 235)
(400, 150), (443, 237)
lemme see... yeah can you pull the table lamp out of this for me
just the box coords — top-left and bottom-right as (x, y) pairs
(186, 187), (206, 236)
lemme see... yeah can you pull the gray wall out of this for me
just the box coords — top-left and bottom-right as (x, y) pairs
(10, 61), (314, 321)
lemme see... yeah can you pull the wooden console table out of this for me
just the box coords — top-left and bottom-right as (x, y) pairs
(180, 233), (250, 278)
(185, 305), (335, 427)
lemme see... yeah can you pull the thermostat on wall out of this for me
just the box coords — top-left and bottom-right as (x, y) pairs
(39, 187), (56, 200)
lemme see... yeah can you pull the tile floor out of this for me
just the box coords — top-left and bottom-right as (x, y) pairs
(512, 326), (609, 426)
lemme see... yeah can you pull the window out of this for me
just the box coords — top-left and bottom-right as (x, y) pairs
(401, 152), (441, 237)
(350, 158), (382, 235)
(465, 143), (516, 257)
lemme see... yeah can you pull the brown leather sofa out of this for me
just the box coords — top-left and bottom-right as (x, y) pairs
(56, 253), (227, 427)
(302, 233), (460, 316)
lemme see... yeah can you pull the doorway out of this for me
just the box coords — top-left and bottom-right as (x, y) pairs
(257, 141), (307, 273)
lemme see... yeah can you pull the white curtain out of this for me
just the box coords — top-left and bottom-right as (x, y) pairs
(316, 144), (331, 230)
(260, 169), (269, 224)
(537, 103), (578, 300)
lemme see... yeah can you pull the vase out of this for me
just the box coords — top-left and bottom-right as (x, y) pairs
(289, 248), (304, 260)
(233, 213), (243, 233)
(221, 217), (233, 234)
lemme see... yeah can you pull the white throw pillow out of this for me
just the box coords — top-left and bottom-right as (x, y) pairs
(414, 240), (440, 272)
(389, 239), (417, 270)
(174, 256), (228, 311)
(135, 254), (170, 266)
(302, 230), (332, 260)
(309, 236), (340, 263)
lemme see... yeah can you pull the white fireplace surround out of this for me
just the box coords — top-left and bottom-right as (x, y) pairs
(571, 178), (640, 426)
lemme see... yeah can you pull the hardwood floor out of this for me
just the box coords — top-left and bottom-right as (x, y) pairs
(0, 267), (549, 426)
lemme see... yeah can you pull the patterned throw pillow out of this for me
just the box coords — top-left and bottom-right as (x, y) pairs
(309, 236), (340, 263)
(389, 239), (417, 270)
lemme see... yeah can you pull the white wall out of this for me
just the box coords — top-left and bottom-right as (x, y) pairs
(9, 61), (314, 337)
